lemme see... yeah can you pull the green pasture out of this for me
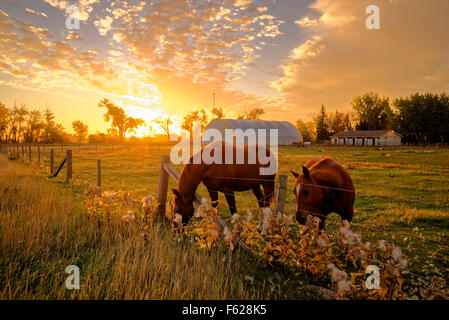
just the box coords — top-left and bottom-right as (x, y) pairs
(4, 144), (449, 297)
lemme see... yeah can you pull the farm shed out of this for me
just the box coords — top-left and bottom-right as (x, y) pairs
(330, 130), (402, 146)
(203, 119), (302, 145)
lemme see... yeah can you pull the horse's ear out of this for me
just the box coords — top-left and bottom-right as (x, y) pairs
(172, 188), (181, 198)
(302, 166), (310, 178)
(290, 170), (299, 178)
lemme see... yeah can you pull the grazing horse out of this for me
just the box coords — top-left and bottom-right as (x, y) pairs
(290, 156), (355, 229)
(171, 141), (277, 227)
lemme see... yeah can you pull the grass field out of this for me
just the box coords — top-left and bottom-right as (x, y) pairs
(1, 144), (448, 298)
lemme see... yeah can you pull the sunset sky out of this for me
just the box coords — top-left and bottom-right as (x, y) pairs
(0, 0), (448, 136)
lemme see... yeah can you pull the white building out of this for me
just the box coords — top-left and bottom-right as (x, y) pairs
(330, 130), (402, 146)
(203, 119), (302, 145)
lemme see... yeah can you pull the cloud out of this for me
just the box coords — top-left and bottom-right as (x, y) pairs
(272, 0), (449, 117)
(94, 16), (113, 35)
(42, 0), (69, 10)
(63, 30), (83, 41)
(1, 1), (292, 122)
(0, 9), (126, 96)
(25, 8), (48, 18)
(295, 16), (318, 27)
(42, 0), (99, 21)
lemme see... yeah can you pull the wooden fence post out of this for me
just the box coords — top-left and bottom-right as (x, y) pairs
(273, 175), (288, 217)
(157, 155), (170, 218)
(21, 145), (24, 158)
(97, 159), (101, 187)
(37, 144), (40, 168)
(66, 150), (72, 183)
(50, 149), (54, 175)
(28, 145), (31, 163)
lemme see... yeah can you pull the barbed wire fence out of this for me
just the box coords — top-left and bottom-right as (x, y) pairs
(1, 142), (448, 286)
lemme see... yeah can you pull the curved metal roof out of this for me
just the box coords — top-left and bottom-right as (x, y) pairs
(207, 119), (301, 138)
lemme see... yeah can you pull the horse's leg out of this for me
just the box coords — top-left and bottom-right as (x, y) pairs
(223, 189), (237, 215)
(252, 186), (264, 208)
(252, 186), (265, 232)
(207, 188), (219, 208)
(262, 179), (275, 208)
(319, 215), (327, 230)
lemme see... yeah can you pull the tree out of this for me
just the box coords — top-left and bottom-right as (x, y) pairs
(88, 131), (107, 144)
(8, 103), (19, 142)
(394, 92), (449, 144)
(106, 128), (120, 142)
(181, 108), (209, 136)
(0, 103), (9, 143)
(98, 99), (145, 142)
(0, 103), (67, 144)
(314, 104), (330, 141)
(328, 110), (353, 135)
(11, 104), (28, 143)
(296, 119), (315, 142)
(153, 115), (173, 138)
(72, 120), (88, 143)
(210, 106), (225, 119)
(36, 108), (66, 143)
(351, 92), (392, 130)
(42, 108), (54, 142)
(238, 108), (265, 120)
(23, 109), (44, 143)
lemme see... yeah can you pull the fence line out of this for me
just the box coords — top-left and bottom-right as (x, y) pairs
(1, 143), (447, 253)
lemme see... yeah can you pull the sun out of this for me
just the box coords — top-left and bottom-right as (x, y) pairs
(123, 104), (180, 138)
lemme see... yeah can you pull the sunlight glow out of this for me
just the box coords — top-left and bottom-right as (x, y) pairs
(122, 104), (180, 138)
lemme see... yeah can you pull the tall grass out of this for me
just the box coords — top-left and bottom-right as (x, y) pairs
(0, 155), (311, 299)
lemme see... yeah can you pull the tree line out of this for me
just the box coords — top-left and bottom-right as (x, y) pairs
(0, 102), (69, 144)
(0, 96), (268, 145)
(2, 91), (447, 145)
(297, 91), (449, 144)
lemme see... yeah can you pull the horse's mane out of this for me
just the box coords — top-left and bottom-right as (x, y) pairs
(177, 151), (206, 199)
(308, 157), (349, 192)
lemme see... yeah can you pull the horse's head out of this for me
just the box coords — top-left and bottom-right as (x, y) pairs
(171, 188), (194, 225)
(291, 166), (323, 225)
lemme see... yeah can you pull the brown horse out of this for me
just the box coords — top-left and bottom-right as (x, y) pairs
(290, 156), (355, 229)
(172, 141), (277, 226)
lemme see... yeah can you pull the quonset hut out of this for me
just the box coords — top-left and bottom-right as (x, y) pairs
(203, 119), (302, 146)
